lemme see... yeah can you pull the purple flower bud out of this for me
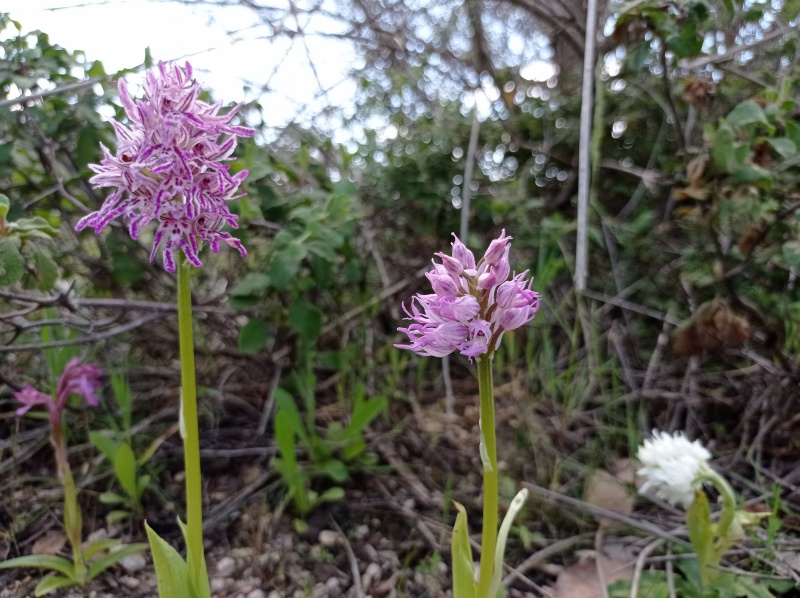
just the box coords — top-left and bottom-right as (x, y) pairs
(55, 358), (103, 413)
(436, 253), (465, 277)
(75, 61), (255, 272)
(15, 385), (56, 422)
(451, 234), (476, 270)
(16, 359), (102, 427)
(482, 229), (512, 264)
(426, 268), (461, 297)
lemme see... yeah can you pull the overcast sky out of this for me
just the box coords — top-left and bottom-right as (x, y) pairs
(3, 0), (357, 130)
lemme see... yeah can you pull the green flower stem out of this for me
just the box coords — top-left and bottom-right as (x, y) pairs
(476, 355), (498, 598)
(52, 421), (86, 582)
(692, 466), (737, 587)
(702, 468), (736, 538)
(701, 468), (736, 541)
(177, 256), (206, 588)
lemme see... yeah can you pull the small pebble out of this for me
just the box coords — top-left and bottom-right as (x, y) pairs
(216, 556), (237, 577)
(318, 529), (338, 548)
(247, 591), (265, 598)
(362, 561), (382, 588)
(354, 524), (370, 540)
(121, 576), (140, 589)
(120, 552), (147, 573)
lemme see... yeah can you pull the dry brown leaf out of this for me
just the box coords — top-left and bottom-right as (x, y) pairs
(31, 531), (67, 556)
(543, 557), (634, 598)
(584, 468), (634, 528)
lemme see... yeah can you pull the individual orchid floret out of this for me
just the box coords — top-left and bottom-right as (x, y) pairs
(15, 358), (102, 426)
(75, 61), (255, 272)
(396, 230), (540, 359)
(637, 430), (712, 508)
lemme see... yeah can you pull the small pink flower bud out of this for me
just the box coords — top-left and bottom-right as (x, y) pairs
(451, 234), (476, 270)
(482, 229), (512, 264)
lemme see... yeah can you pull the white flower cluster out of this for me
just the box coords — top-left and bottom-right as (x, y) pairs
(637, 430), (711, 508)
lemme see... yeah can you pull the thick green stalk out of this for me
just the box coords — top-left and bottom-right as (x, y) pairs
(52, 422), (86, 583)
(476, 355), (498, 598)
(703, 468), (736, 541)
(696, 467), (737, 586)
(177, 257), (206, 590)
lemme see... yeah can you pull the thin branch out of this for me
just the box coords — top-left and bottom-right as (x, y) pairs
(574, 0), (600, 291)
(0, 312), (166, 353)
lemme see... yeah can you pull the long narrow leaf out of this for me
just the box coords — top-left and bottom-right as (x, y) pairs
(83, 538), (122, 561)
(87, 543), (148, 580)
(490, 489), (529, 598)
(0, 555), (75, 578)
(178, 518), (211, 598)
(451, 501), (477, 598)
(34, 574), (77, 597)
(145, 522), (196, 598)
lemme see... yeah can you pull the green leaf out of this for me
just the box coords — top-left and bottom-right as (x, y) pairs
(137, 474), (152, 498)
(230, 273), (270, 296)
(106, 510), (133, 524)
(687, 490), (716, 586)
(275, 388), (310, 445)
(0, 236), (24, 285)
(767, 137), (797, 159)
(111, 373), (132, 431)
(726, 101), (769, 128)
(274, 404), (300, 474)
(627, 42), (650, 73)
(451, 502), (477, 598)
(667, 25), (703, 58)
(731, 163), (771, 184)
(711, 125), (742, 173)
(76, 127), (100, 168)
(0, 194), (9, 218)
(348, 396), (387, 436)
(317, 486), (345, 504)
(87, 60), (105, 78)
(786, 120), (800, 149)
(238, 318), (269, 354)
(145, 522), (197, 598)
(89, 431), (120, 463)
(12, 215), (59, 237)
(113, 442), (139, 500)
(782, 242), (800, 269)
(34, 575), (77, 597)
(83, 538), (122, 561)
(0, 555), (76, 578)
(99, 491), (127, 505)
(268, 241), (307, 289)
(30, 244), (58, 291)
(177, 519), (211, 598)
(720, 0), (734, 14)
(317, 459), (349, 483)
(490, 489), (529, 598)
(288, 298), (323, 343)
(86, 543), (148, 580)
(733, 577), (775, 598)
(782, 0), (800, 21)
